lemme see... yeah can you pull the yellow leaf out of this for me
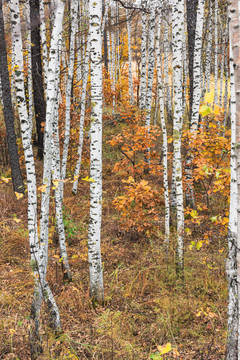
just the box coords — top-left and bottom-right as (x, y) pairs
(157, 342), (172, 355)
(38, 184), (47, 192)
(167, 137), (173, 143)
(71, 254), (78, 260)
(81, 176), (95, 182)
(52, 179), (59, 188)
(15, 192), (24, 200)
(13, 218), (21, 223)
(1, 177), (10, 183)
(204, 91), (214, 103)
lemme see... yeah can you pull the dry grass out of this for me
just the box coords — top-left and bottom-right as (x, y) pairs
(0, 173), (227, 359)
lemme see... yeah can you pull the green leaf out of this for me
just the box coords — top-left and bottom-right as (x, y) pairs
(199, 105), (212, 116)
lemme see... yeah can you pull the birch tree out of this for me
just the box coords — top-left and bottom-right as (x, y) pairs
(126, 5), (134, 103)
(0, 0), (24, 194)
(156, 13), (170, 248)
(61, 0), (78, 198)
(226, 30), (238, 360)
(30, 0), (46, 160)
(172, 0), (184, 276)
(30, 2), (65, 354)
(88, 0), (104, 302)
(139, 10), (147, 109)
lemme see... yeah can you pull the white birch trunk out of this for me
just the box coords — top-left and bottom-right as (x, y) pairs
(219, 23), (227, 107)
(214, 0), (218, 105)
(61, 0), (78, 198)
(25, 0), (34, 136)
(205, 3), (212, 93)
(190, 0), (205, 130)
(163, 13), (172, 123)
(145, 1), (157, 128)
(156, 14), (170, 248)
(126, 6), (134, 103)
(139, 11), (147, 109)
(88, 0), (104, 302)
(10, 0), (38, 262)
(72, 38), (90, 195)
(226, 31), (238, 360)
(228, 1), (240, 357)
(39, 0), (48, 90)
(33, 1), (65, 337)
(172, 0), (184, 276)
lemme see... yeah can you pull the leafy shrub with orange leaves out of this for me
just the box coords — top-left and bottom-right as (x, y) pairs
(182, 106), (230, 241)
(113, 176), (162, 237)
(108, 103), (161, 178)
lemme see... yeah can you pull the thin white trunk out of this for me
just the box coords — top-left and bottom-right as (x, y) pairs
(39, 0), (48, 89)
(226, 31), (238, 360)
(205, 3), (212, 93)
(172, 0), (184, 276)
(214, 0), (218, 105)
(61, 0), (78, 197)
(190, 0), (205, 130)
(88, 0), (104, 302)
(72, 38), (90, 195)
(126, 6), (134, 103)
(156, 14), (170, 248)
(10, 0), (38, 261)
(145, 1), (157, 128)
(25, 0), (34, 136)
(139, 11), (147, 109)
(163, 12), (172, 123)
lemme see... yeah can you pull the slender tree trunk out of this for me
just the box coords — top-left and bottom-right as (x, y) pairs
(145, 0), (157, 128)
(61, 0), (78, 197)
(0, 0), (24, 194)
(39, 0), (48, 89)
(126, 5), (134, 103)
(30, 0), (46, 160)
(88, 0), (104, 302)
(205, 2), (213, 93)
(214, 0), (218, 105)
(163, 8), (172, 124)
(30, 3), (65, 354)
(226, 29), (238, 360)
(172, 0), (184, 277)
(186, 0), (198, 117)
(228, 1), (240, 358)
(72, 38), (90, 195)
(139, 11), (147, 109)
(156, 13), (170, 249)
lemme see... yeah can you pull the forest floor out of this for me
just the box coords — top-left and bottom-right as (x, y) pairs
(0, 120), (228, 360)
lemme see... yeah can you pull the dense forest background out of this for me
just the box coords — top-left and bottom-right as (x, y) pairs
(0, 0), (238, 359)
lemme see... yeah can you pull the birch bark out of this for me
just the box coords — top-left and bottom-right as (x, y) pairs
(172, 0), (184, 276)
(88, 0), (104, 302)
(139, 11), (147, 109)
(0, 0), (24, 194)
(72, 38), (90, 195)
(126, 6), (134, 103)
(226, 30), (238, 360)
(61, 0), (78, 198)
(214, 0), (218, 105)
(156, 13), (170, 248)
(228, 1), (240, 357)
